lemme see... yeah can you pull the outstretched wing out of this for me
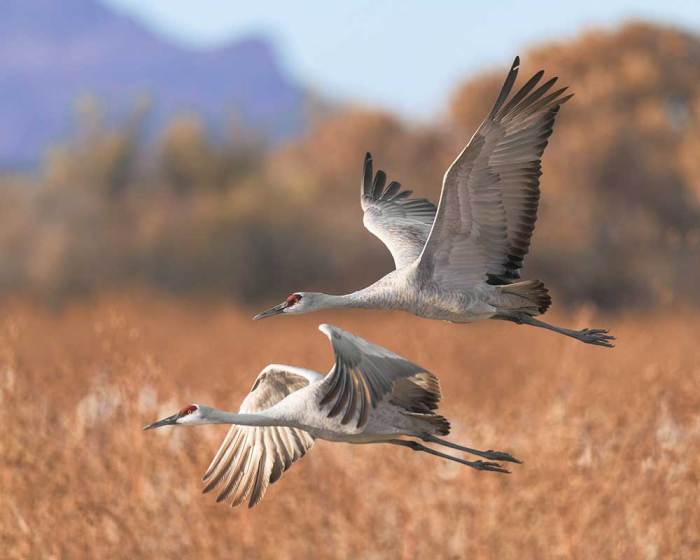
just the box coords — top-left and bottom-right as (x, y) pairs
(202, 365), (318, 508)
(317, 324), (427, 429)
(418, 57), (572, 289)
(361, 153), (437, 270)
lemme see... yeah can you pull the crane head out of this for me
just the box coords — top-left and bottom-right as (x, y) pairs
(143, 404), (202, 430)
(253, 292), (308, 320)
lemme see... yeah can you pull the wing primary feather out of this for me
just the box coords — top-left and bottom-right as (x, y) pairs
(202, 427), (237, 481)
(233, 433), (263, 506)
(488, 56), (520, 120)
(319, 357), (343, 406)
(497, 69), (544, 119)
(362, 152), (373, 198)
(267, 431), (286, 484)
(327, 364), (349, 418)
(277, 429), (297, 469)
(341, 375), (359, 425)
(288, 429), (309, 457)
(383, 181), (401, 199)
(232, 452), (257, 507)
(356, 377), (370, 427)
(372, 170), (387, 198)
(216, 444), (250, 502)
(365, 363), (388, 404)
(505, 77), (558, 118)
(248, 441), (268, 508)
(392, 190), (412, 201)
(202, 431), (245, 493)
(520, 87), (569, 117)
(558, 93), (574, 106)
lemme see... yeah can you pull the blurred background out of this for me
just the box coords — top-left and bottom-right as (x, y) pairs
(1, 1), (699, 558)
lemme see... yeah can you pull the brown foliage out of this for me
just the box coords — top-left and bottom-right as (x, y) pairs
(1, 21), (699, 309)
(1, 296), (698, 558)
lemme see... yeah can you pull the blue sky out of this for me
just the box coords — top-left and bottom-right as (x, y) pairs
(103, 0), (700, 117)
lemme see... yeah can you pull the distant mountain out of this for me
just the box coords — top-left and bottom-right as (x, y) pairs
(0, 0), (305, 166)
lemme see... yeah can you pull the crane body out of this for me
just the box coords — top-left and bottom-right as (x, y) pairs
(145, 324), (520, 508)
(254, 57), (614, 348)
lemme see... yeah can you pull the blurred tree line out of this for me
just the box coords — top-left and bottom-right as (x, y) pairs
(1, 21), (699, 309)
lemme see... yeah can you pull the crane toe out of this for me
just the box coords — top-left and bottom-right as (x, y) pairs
(577, 328), (616, 348)
(483, 450), (522, 464)
(471, 460), (511, 474)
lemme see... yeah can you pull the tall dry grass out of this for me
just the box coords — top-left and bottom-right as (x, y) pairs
(1, 295), (698, 558)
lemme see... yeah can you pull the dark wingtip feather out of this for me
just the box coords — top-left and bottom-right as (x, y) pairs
(383, 181), (401, 199)
(360, 154), (436, 217)
(362, 152), (373, 197)
(372, 170), (387, 198)
(497, 69), (545, 119)
(517, 76), (558, 111)
(489, 56), (521, 120)
(559, 93), (574, 105)
(524, 86), (569, 116)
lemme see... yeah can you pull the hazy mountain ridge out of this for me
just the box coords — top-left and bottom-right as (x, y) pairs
(0, 0), (304, 165)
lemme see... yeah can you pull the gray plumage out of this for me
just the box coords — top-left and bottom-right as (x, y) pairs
(201, 367), (315, 508)
(361, 154), (437, 269)
(318, 323), (427, 428)
(255, 57), (614, 348)
(144, 324), (521, 508)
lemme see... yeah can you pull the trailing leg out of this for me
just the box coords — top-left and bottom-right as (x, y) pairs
(419, 433), (522, 464)
(495, 312), (615, 348)
(384, 439), (510, 474)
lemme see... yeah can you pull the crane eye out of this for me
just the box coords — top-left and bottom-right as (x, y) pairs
(286, 294), (302, 306)
(179, 405), (197, 416)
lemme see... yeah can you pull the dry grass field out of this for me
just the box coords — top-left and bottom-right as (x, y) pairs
(1, 295), (698, 559)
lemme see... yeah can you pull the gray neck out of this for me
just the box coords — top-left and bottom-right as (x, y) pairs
(203, 408), (281, 427)
(316, 285), (389, 310)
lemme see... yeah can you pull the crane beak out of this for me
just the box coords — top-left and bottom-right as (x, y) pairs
(253, 301), (288, 320)
(143, 413), (179, 431)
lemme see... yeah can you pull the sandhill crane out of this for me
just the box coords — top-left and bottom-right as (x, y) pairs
(254, 57), (614, 348)
(144, 324), (520, 508)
